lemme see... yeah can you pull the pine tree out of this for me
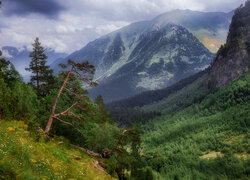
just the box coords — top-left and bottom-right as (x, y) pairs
(94, 95), (113, 123)
(45, 60), (97, 134)
(26, 37), (54, 96)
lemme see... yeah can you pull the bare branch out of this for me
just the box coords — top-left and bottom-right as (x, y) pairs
(70, 144), (102, 158)
(72, 71), (93, 83)
(54, 116), (87, 138)
(111, 129), (130, 155)
(64, 111), (82, 120)
(54, 102), (78, 117)
(76, 103), (89, 111)
(54, 116), (73, 126)
(64, 87), (88, 101)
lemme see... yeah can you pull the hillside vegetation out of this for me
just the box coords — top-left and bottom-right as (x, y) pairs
(0, 120), (114, 179)
(141, 71), (250, 179)
(0, 41), (150, 179)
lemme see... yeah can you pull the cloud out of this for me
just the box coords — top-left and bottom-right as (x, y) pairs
(2, 0), (65, 18)
(65, 0), (246, 22)
(0, 0), (246, 54)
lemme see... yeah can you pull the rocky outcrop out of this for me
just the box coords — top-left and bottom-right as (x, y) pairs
(206, 1), (250, 89)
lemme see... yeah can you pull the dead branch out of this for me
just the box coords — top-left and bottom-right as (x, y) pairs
(54, 102), (78, 117)
(69, 154), (82, 161)
(72, 71), (91, 83)
(54, 116), (74, 126)
(64, 87), (88, 101)
(76, 103), (89, 111)
(70, 144), (102, 158)
(111, 129), (130, 155)
(54, 116), (87, 138)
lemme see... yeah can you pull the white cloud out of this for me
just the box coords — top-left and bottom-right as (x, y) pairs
(0, 0), (246, 54)
(1, 49), (13, 58)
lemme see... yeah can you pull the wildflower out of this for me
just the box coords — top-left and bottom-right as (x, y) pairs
(7, 127), (14, 131)
(31, 159), (36, 163)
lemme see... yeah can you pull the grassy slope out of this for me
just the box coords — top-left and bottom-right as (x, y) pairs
(141, 72), (250, 179)
(0, 120), (115, 180)
(200, 37), (224, 53)
(192, 29), (226, 53)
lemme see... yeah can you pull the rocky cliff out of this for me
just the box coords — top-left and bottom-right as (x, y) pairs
(207, 1), (250, 89)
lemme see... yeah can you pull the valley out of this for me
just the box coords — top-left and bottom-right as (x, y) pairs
(0, 0), (249, 179)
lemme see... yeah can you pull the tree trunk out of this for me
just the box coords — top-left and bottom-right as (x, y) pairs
(35, 58), (40, 96)
(45, 66), (74, 134)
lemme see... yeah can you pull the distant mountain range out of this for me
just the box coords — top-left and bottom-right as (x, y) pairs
(153, 9), (234, 53)
(51, 10), (232, 102)
(1, 46), (67, 80)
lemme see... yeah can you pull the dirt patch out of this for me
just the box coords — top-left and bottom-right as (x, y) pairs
(200, 152), (223, 159)
(234, 153), (250, 159)
(225, 134), (245, 143)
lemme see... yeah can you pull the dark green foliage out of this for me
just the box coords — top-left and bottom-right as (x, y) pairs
(141, 72), (250, 179)
(0, 55), (21, 82)
(0, 52), (38, 121)
(26, 37), (55, 96)
(0, 49), (148, 180)
(39, 79), (117, 152)
(0, 166), (16, 180)
(110, 108), (161, 127)
(94, 95), (114, 124)
(106, 126), (148, 179)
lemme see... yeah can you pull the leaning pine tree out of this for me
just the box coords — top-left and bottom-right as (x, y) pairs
(26, 37), (53, 96)
(44, 60), (97, 134)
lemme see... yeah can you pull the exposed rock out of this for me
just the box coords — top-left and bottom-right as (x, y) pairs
(206, 1), (250, 89)
(51, 9), (234, 102)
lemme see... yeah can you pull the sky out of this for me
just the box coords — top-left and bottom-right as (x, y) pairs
(0, 0), (246, 54)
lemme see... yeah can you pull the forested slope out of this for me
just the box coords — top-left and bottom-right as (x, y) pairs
(141, 70), (250, 179)
(138, 2), (250, 179)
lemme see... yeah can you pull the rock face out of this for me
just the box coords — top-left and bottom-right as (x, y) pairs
(206, 1), (250, 89)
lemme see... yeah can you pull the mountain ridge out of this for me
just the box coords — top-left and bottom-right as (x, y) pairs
(51, 9), (234, 102)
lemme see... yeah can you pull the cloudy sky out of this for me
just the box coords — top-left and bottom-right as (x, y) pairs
(0, 0), (246, 54)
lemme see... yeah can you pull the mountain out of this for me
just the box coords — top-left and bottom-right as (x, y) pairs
(1, 46), (67, 77)
(154, 9), (233, 53)
(88, 24), (213, 102)
(206, 3), (250, 88)
(52, 9), (235, 102)
(107, 4), (250, 119)
(106, 2), (250, 179)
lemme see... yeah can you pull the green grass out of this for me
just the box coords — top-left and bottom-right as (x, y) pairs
(0, 120), (115, 180)
(141, 72), (250, 179)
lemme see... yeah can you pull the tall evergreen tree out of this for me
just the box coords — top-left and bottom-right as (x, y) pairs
(94, 95), (113, 123)
(45, 60), (97, 134)
(26, 37), (54, 96)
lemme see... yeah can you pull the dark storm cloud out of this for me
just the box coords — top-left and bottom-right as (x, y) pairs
(2, 0), (65, 18)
